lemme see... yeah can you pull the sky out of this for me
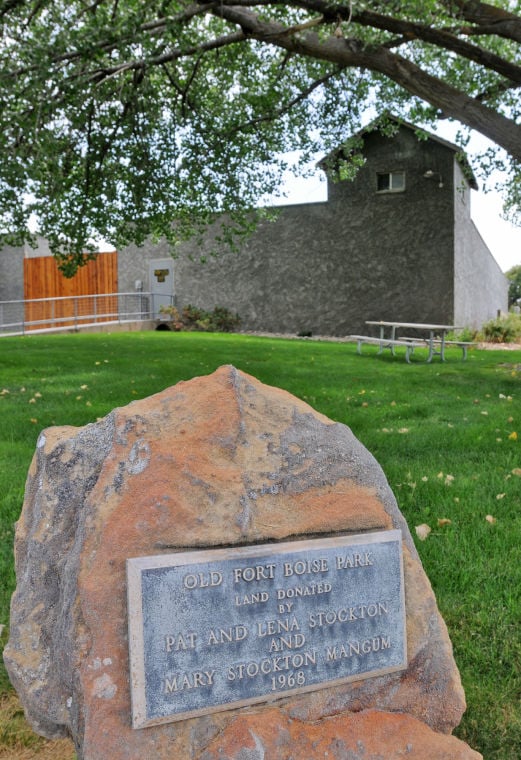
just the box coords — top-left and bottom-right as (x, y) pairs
(468, 190), (521, 272)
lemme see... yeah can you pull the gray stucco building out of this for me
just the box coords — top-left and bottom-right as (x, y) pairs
(0, 117), (507, 336)
(119, 117), (507, 335)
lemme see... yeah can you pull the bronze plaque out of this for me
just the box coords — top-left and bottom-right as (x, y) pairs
(127, 530), (406, 728)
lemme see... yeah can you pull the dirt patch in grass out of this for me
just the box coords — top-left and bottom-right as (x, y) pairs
(0, 692), (75, 760)
(0, 741), (75, 760)
(477, 341), (521, 350)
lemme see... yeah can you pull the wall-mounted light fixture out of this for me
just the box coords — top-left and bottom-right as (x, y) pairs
(423, 169), (444, 188)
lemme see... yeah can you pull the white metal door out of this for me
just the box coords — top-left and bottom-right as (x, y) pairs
(149, 258), (174, 318)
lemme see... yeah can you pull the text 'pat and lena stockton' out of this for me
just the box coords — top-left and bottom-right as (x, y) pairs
(161, 549), (397, 696)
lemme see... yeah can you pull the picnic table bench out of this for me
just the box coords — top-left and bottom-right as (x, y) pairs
(350, 321), (474, 363)
(401, 336), (475, 360)
(350, 335), (425, 363)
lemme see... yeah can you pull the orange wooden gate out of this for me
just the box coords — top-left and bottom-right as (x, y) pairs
(23, 252), (118, 330)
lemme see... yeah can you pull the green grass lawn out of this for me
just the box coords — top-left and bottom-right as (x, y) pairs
(0, 331), (520, 758)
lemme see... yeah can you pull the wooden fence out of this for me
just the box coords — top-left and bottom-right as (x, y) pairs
(23, 252), (118, 329)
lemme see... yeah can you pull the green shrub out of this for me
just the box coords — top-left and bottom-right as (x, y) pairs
(159, 304), (241, 332)
(481, 313), (521, 343)
(448, 327), (479, 343)
(158, 306), (184, 331)
(210, 306), (242, 332)
(181, 304), (207, 326)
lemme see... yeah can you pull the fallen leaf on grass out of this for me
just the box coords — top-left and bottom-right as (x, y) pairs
(485, 515), (497, 524)
(415, 524), (431, 541)
(508, 431), (518, 441)
(496, 493), (506, 500)
(512, 468), (521, 477)
(437, 518), (452, 527)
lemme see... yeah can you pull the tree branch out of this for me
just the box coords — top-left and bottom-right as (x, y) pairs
(6, 2), (220, 77)
(212, 4), (521, 161)
(475, 77), (519, 103)
(443, 0), (521, 44)
(281, 1), (521, 84)
(161, 58), (201, 118)
(0, 0), (29, 19)
(86, 29), (246, 85)
(224, 66), (346, 137)
(354, 8), (521, 85)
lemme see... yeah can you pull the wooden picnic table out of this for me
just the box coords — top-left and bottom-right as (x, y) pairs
(350, 321), (472, 363)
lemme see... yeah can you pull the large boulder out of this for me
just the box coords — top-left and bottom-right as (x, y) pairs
(199, 708), (483, 760)
(4, 365), (475, 759)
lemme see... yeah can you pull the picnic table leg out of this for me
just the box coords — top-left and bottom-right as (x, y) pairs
(377, 325), (396, 356)
(425, 330), (436, 363)
(377, 325), (386, 355)
(407, 334), (434, 363)
(439, 330), (447, 361)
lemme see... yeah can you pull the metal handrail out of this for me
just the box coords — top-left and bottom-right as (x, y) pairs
(0, 292), (155, 336)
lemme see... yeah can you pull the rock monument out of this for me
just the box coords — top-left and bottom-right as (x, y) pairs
(4, 365), (481, 759)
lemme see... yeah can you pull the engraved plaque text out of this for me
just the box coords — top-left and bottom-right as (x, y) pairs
(127, 530), (406, 728)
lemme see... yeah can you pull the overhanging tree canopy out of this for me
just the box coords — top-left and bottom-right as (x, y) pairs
(0, 0), (520, 272)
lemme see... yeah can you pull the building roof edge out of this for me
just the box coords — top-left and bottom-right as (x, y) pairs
(318, 113), (479, 191)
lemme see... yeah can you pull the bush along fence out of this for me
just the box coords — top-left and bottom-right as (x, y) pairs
(158, 304), (241, 332)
